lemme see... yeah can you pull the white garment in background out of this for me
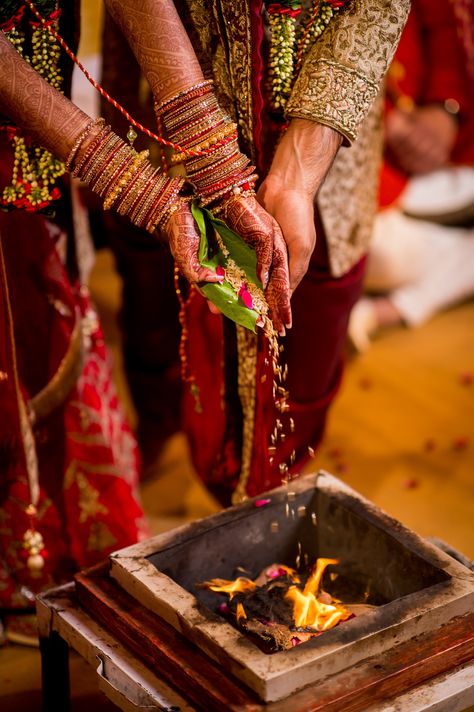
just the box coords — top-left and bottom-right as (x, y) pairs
(366, 209), (474, 326)
(364, 167), (474, 326)
(401, 166), (474, 220)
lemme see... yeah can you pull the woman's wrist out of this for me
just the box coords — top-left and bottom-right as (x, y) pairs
(155, 82), (256, 206)
(69, 120), (185, 232)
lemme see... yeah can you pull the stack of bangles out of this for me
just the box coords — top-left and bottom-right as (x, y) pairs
(155, 80), (258, 208)
(66, 118), (185, 232)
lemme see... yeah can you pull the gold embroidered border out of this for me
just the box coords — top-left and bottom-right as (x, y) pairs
(286, 58), (380, 143)
(216, 0), (255, 159)
(29, 313), (85, 423)
(232, 325), (258, 504)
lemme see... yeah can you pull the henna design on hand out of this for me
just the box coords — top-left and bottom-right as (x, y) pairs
(223, 196), (291, 331)
(223, 196), (274, 287)
(163, 203), (222, 285)
(265, 224), (292, 333)
(104, 0), (204, 102)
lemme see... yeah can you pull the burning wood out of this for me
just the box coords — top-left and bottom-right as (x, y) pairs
(199, 558), (353, 651)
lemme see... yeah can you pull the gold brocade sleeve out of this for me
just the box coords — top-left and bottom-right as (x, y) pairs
(285, 0), (411, 143)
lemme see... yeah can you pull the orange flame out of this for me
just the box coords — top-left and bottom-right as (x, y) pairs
(303, 558), (338, 596)
(285, 558), (351, 631)
(201, 576), (257, 600)
(236, 602), (247, 622)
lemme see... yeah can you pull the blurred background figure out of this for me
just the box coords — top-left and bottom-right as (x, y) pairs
(349, 0), (474, 352)
(96, 12), (184, 507)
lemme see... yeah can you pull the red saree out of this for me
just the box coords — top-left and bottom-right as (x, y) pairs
(0, 204), (146, 610)
(0, 0), (146, 610)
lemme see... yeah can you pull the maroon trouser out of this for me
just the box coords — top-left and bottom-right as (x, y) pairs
(184, 215), (366, 504)
(250, 221), (366, 496)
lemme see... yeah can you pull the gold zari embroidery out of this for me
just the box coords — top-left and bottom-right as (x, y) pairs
(286, 59), (380, 143)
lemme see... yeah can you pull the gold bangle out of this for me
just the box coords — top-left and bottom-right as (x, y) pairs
(103, 150), (149, 210)
(80, 132), (119, 184)
(129, 170), (163, 225)
(93, 145), (131, 195)
(73, 125), (112, 178)
(154, 200), (182, 232)
(116, 165), (151, 216)
(154, 80), (214, 115)
(122, 165), (157, 217)
(65, 118), (104, 172)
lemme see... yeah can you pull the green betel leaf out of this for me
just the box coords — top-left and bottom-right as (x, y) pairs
(201, 208), (262, 290)
(191, 202), (260, 332)
(199, 282), (259, 332)
(192, 202), (211, 265)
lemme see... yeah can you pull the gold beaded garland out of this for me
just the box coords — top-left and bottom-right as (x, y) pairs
(1, 2), (66, 211)
(266, 0), (347, 113)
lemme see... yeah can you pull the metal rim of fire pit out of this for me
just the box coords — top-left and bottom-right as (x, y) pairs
(110, 472), (474, 703)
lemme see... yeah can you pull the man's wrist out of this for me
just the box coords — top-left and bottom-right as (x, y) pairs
(267, 119), (342, 198)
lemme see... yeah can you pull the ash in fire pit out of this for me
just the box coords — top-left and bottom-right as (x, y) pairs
(199, 558), (358, 652)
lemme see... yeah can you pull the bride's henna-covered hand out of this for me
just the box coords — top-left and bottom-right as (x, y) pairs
(162, 203), (223, 285)
(264, 225), (293, 334)
(223, 196), (292, 333)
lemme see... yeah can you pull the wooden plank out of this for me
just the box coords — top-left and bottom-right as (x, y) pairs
(312, 302), (474, 561)
(75, 564), (474, 712)
(75, 563), (263, 712)
(39, 588), (194, 711)
(365, 661), (474, 712)
(269, 615), (474, 711)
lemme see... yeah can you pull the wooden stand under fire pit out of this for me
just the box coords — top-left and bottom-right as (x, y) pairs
(37, 561), (474, 712)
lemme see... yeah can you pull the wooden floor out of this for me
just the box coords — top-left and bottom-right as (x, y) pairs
(314, 300), (474, 559)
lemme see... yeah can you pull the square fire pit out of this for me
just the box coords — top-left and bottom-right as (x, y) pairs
(110, 472), (474, 702)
